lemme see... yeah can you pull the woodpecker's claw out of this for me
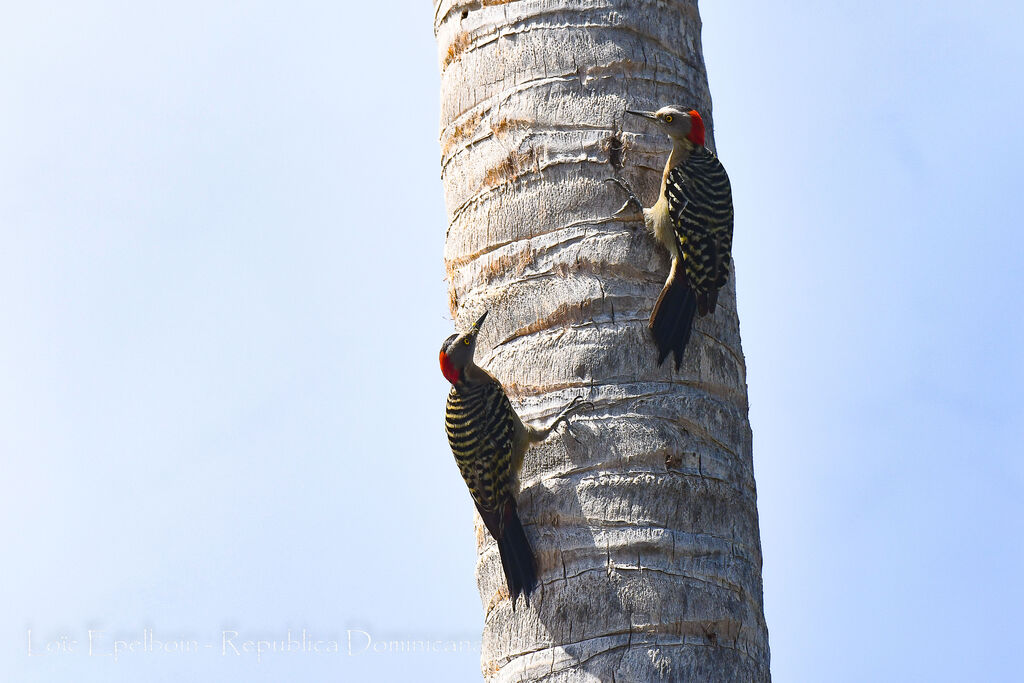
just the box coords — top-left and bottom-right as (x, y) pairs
(528, 395), (594, 443)
(559, 395), (593, 424)
(568, 394), (592, 411)
(575, 396), (596, 413)
(605, 178), (644, 221)
(561, 396), (593, 443)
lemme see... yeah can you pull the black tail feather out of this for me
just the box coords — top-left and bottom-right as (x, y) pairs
(649, 263), (698, 370)
(696, 288), (719, 317)
(477, 500), (537, 606)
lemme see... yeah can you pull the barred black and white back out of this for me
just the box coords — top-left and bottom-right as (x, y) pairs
(444, 378), (515, 511)
(444, 376), (537, 601)
(649, 145), (734, 368)
(665, 145), (734, 314)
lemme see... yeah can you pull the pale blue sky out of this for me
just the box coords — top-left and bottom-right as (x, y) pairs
(2, 2), (1021, 681)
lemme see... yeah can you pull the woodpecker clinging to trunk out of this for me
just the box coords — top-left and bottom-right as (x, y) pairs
(440, 311), (589, 605)
(610, 106), (734, 369)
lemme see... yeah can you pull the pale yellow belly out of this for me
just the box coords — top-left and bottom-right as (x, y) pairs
(645, 198), (680, 260)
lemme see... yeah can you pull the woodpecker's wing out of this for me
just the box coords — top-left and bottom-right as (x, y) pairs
(444, 379), (517, 515)
(444, 375), (538, 602)
(665, 147), (734, 315)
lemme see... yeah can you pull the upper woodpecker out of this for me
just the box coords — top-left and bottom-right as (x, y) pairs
(440, 311), (588, 605)
(611, 106), (734, 369)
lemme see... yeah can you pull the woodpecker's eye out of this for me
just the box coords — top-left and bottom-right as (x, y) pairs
(463, 337), (471, 345)
(664, 115), (674, 123)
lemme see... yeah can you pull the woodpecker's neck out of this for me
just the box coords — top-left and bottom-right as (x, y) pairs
(462, 363), (491, 384)
(447, 361), (490, 388)
(661, 137), (696, 192)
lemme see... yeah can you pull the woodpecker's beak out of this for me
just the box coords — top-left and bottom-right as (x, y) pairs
(470, 311), (488, 334)
(625, 109), (658, 121)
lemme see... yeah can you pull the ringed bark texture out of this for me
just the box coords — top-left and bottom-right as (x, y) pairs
(435, 1), (770, 680)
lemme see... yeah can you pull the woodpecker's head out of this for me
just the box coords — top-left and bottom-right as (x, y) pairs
(626, 106), (705, 146)
(439, 311), (487, 385)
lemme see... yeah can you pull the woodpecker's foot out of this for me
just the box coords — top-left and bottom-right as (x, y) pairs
(605, 178), (644, 220)
(564, 396), (595, 443)
(529, 395), (594, 443)
(552, 395), (594, 431)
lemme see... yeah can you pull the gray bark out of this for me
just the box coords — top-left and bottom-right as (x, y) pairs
(434, 1), (770, 680)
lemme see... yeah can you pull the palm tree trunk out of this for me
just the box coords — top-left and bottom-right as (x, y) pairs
(434, 1), (770, 680)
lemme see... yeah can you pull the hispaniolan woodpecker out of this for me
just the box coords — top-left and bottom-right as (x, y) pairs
(439, 311), (589, 605)
(610, 106), (734, 369)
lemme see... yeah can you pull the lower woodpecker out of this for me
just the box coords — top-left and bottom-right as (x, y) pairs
(440, 311), (588, 605)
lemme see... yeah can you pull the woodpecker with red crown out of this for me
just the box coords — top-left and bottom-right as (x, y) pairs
(610, 106), (734, 369)
(440, 311), (589, 605)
